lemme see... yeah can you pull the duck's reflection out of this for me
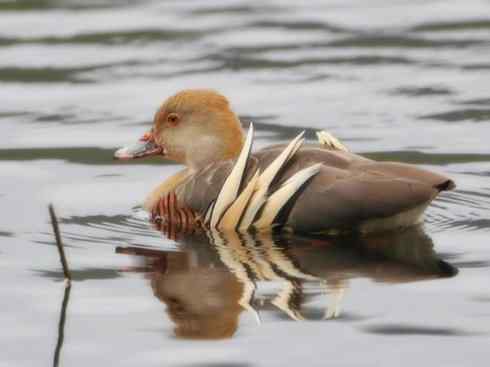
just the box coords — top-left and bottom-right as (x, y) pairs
(116, 227), (457, 339)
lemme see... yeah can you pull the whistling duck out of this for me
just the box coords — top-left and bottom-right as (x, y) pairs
(114, 89), (455, 234)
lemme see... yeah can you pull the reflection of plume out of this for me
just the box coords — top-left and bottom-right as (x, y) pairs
(256, 232), (317, 281)
(324, 280), (346, 319)
(206, 230), (342, 321)
(271, 281), (304, 321)
(207, 229), (261, 324)
(259, 233), (346, 320)
(255, 231), (322, 320)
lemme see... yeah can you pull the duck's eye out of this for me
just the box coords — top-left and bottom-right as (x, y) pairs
(167, 113), (180, 126)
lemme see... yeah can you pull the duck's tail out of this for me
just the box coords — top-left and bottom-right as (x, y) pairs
(435, 179), (456, 192)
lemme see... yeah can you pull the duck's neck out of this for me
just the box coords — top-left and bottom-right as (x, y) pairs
(185, 135), (236, 171)
(185, 117), (245, 171)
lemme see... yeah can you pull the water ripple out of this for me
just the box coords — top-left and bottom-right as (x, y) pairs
(427, 189), (490, 233)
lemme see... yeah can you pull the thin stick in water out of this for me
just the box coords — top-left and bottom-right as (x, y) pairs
(49, 204), (72, 283)
(52, 283), (71, 367)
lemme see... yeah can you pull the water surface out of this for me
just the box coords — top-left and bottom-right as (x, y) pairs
(1, 1), (490, 366)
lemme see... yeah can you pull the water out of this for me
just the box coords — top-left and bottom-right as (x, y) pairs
(1, 0), (490, 366)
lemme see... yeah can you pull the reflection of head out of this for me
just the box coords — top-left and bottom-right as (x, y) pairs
(151, 266), (244, 339)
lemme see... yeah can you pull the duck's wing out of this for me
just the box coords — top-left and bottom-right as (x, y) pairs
(254, 145), (371, 171)
(253, 147), (454, 233)
(359, 161), (456, 191)
(285, 163), (450, 234)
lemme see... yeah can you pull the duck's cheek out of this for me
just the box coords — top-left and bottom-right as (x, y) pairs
(160, 142), (185, 162)
(159, 134), (188, 162)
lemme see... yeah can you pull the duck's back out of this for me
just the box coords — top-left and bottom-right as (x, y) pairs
(176, 145), (454, 234)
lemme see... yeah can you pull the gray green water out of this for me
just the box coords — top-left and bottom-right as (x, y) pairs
(1, 0), (490, 366)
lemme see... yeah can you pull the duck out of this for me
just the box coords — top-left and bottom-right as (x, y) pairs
(114, 89), (455, 235)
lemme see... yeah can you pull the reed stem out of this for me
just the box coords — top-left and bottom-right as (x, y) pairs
(49, 204), (72, 283)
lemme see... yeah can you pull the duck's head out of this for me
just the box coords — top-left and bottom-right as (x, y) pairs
(114, 89), (244, 170)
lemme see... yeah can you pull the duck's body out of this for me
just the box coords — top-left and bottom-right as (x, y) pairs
(158, 143), (452, 234)
(115, 89), (454, 235)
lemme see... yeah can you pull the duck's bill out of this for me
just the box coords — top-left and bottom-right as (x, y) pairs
(114, 132), (165, 160)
